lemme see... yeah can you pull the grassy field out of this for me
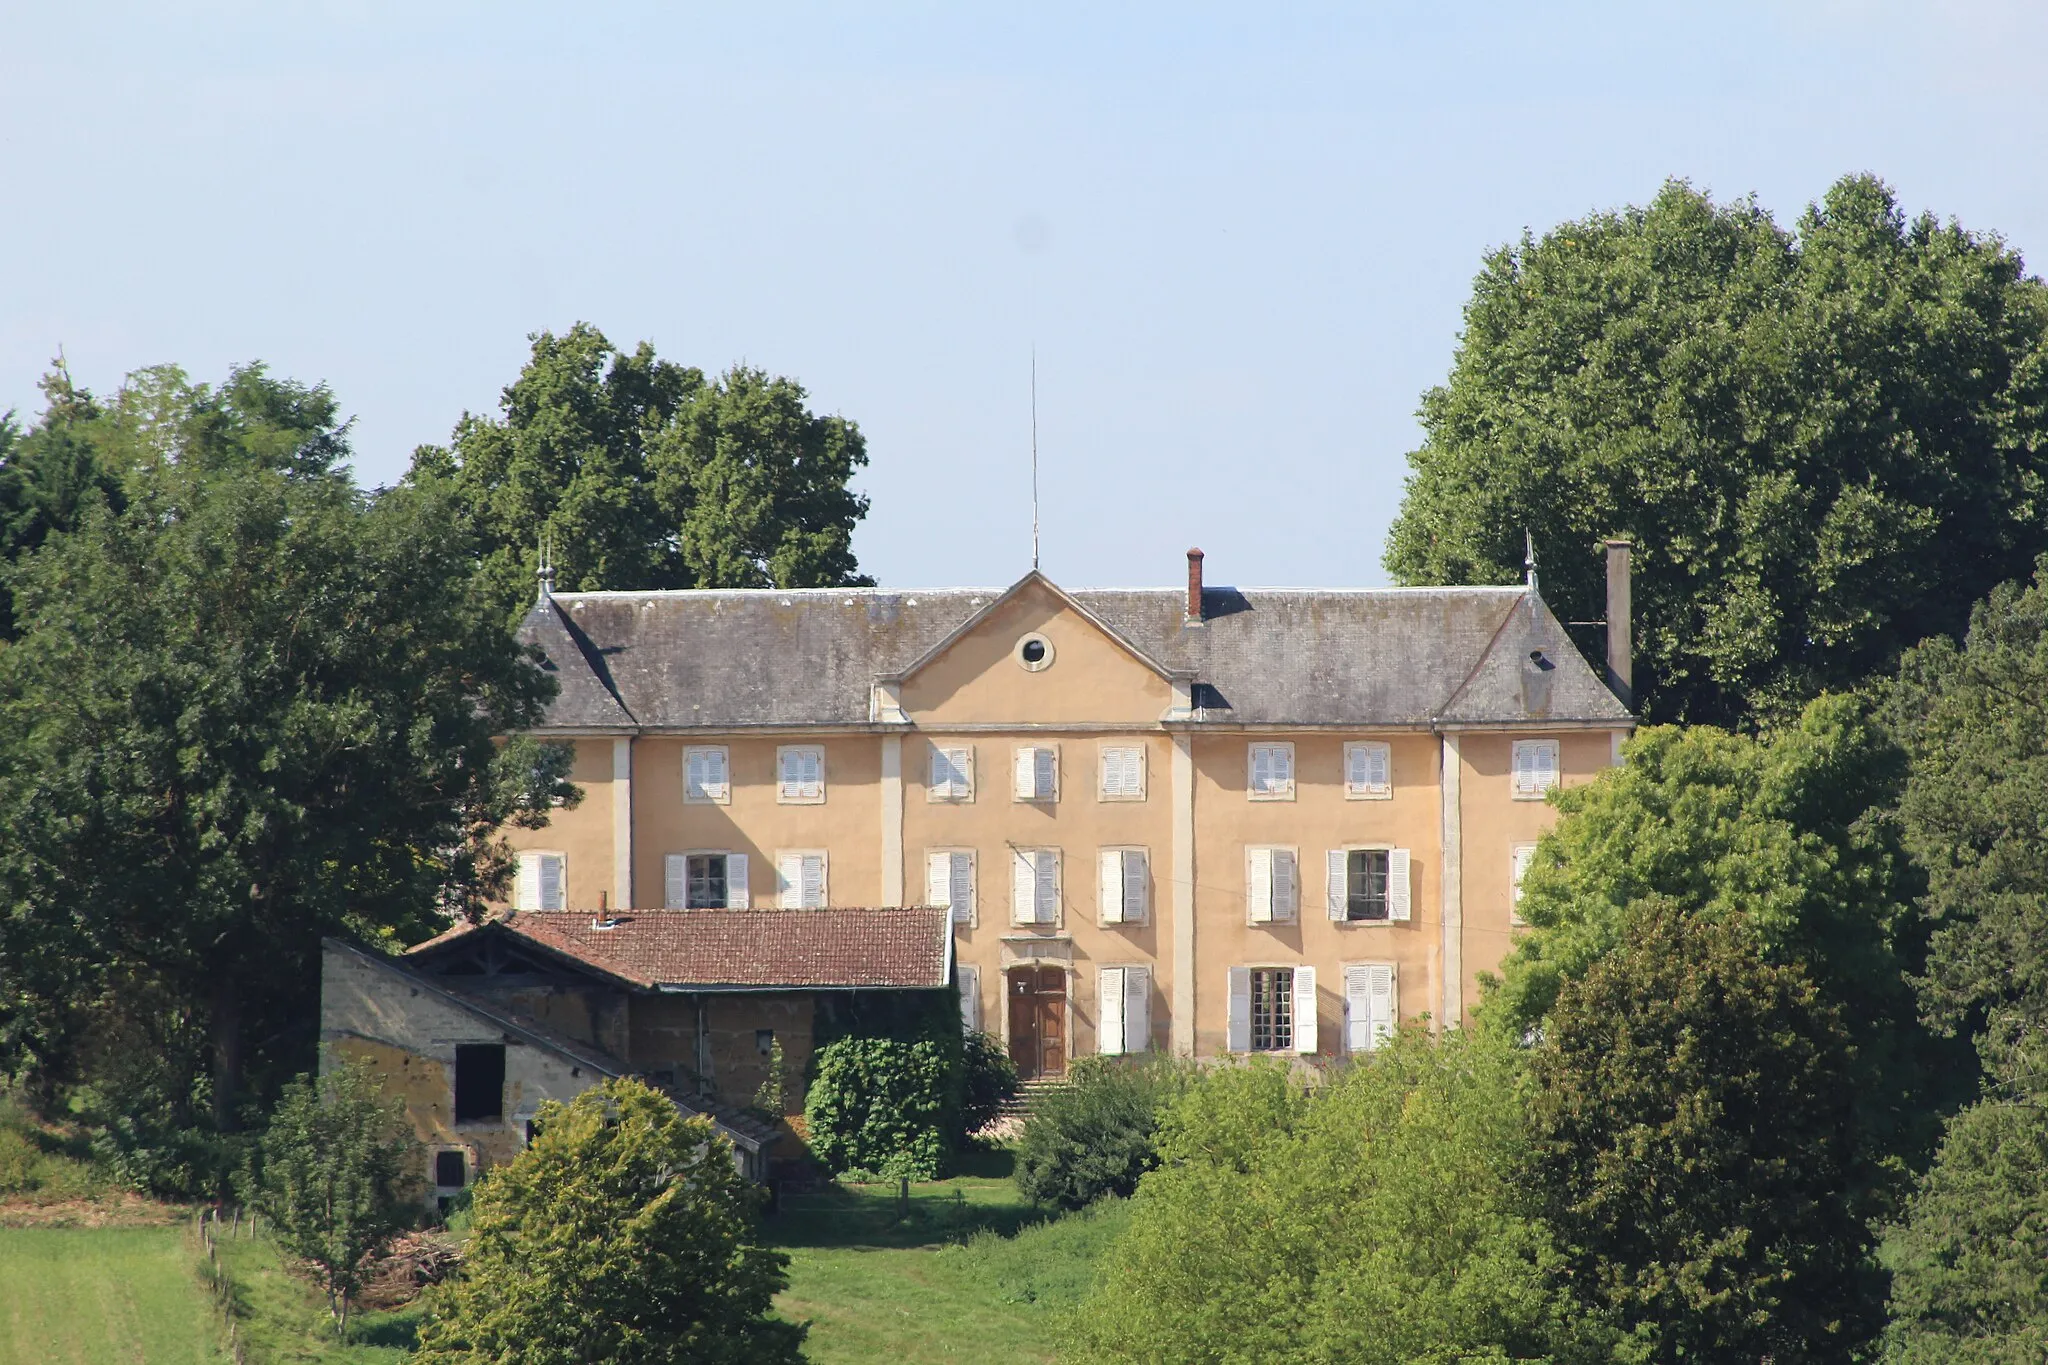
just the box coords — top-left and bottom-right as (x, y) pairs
(770, 1151), (1123, 1365)
(0, 1226), (226, 1365)
(211, 1233), (423, 1364)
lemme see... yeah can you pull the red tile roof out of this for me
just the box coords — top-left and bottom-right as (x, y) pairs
(409, 908), (952, 991)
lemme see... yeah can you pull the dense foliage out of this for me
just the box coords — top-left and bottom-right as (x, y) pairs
(416, 1078), (803, 1365)
(957, 1029), (1020, 1142)
(1387, 175), (2048, 726)
(804, 1034), (959, 1180)
(408, 322), (872, 616)
(1072, 1039), (1597, 1364)
(244, 1059), (414, 1332)
(1014, 1056), (1189, 1211)
(0, 362), (573, 1190)
(1530, 898), (1885, 1363)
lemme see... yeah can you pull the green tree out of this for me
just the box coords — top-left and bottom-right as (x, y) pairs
(1529, 897), (1885, 1363)
(409, 323), (871, 616)
(415, 1078), (804, 1365)
(245, 1058), (414, 1334)
(0, 363), (572, 1155)
(803, 1034), (957, 1179)
(1885, 557), (2048, 1083)
(1387, 175), (2048, 725)
(1014, 1055), (1189, 1211)
(0, 361), (124, 641)
(1072, 1038), (1597, 1365)
(1490, 695), (1941, 1172)
(1883, 1099), (2048, 1363)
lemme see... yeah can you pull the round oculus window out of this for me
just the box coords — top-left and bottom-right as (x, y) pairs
(1014, 633), (1054, 671)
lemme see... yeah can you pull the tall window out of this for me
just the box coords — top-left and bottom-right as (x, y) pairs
(927, 850), (976, 924)
(1098, 745), (1145, 800)
(684, 746), (730, 803)
(1511, 740), (1560, 799)
(1245, 847), (1298, 923)
(1011, 848), (1060, 925)
(1014, 746), (1059, 802)
(516, 852), (565, 910)
(1510, 843), (1538, 925)
(778, 746), (825, 803)
(453, 1044), (505, 1122)
(1344, 849), (1390, 921)
(1250, 968), (1294, 1052)
(929, 745), (973, 801)
(664, 853), (749, 908)
(1098, 848), (1149, 924)
(1248, 743), (1295, 799)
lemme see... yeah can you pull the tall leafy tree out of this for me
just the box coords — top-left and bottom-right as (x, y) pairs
(1387, 175), (2048, 725)
(0, 362), (124, 640)
(0, 363), (570, 1155)
(1529, 898), (1886, 1363)
(415, 1078), (804, 1365)
(410, 323), (872, 615)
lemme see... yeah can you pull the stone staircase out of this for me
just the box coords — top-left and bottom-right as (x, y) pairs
(996, 1078), (1070, 1123)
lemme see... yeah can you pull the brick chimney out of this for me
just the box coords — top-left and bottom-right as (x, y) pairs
(1605, 539), (1633, 708)
(1185, 548), (1205, 622)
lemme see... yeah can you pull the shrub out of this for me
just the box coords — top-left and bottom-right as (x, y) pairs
(415, 1077), (803, 1365)
(1014, 1056), (1192, 1210)
(804, 1035), (957, 1179)
(957, 1030), (1019, 1141)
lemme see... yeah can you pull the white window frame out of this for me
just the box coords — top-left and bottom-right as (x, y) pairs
(1097, 847), (1150, 925)
(775, 850), (828, 909)
(1344, 741), (1393, 800)
(1227, 964), (1317, 1054)
(516, 851), (566, 910)
(777, 745), (826, 804)
(927, 848), (977, 927)
(928, 744), (974, 802)
(1014, 744), (1060, 803)
(1097, 965), (1152, 1056)
(1509, 842), (1538, 926)
(1511, 739), (1561, 800)
(1011, 847), (1061, 926)
(1248, 742), (1296, 801)
(1343, 961), (1398, 1055)
(1325, 845), (1412, 924)
(683, 746), (730, 805)
(1097, 744), (1147, 801)
(1245, 846), (1299, 925)
(664, 850), (750, 909)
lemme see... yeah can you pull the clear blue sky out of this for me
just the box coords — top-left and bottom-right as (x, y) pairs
(4, 3), (2043, 589)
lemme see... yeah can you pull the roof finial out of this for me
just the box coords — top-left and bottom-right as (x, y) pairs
(1524, 529), (1538, 591)
(536, 530), (557, 605)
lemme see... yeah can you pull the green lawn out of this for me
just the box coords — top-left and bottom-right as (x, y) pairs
(769, 1151), (1123, 1364)
(0, 1226), (226, 1365)
(211, 1234), (422, 1364)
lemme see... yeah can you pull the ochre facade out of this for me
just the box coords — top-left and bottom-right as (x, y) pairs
(503, 573), (1633, 1073)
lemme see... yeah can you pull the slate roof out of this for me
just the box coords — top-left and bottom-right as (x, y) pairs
(517, 572), (1632, 730)
(409, 908), (954, 992)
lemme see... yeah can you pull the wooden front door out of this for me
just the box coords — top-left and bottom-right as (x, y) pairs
(1008, 966), (1067, 1080)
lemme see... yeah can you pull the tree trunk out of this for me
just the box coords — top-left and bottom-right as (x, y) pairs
(211, 974), (242, 1132)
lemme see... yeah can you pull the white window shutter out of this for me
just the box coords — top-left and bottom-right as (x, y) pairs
(1122, 850), (1148, 923)
(1294, 966), (1318, 1054)
(1388, 848), (1412, 921)
(950, 852), (974, 924)
(1273, 850), (1298, 921)
(778, 748), (794, 797)
(1227, 966), (1252, 1053)
(1344, 965), (1374, 1054)
(778, 854), (804, 909)
(726, 854), (750, 908)
(1124, 966), (1151, 1053)
(686, 749), (708, 800)
(1346, 744), (1368, 794)
(1370, 964), (1397, 1048)
(801, 854), (826, 908)
(1099, 850), (1124, 925)
(1098, 967), (1126, 1056)
(1369, 745), (1390, 792)
(1538, 741), (1558, 789)
(1246, 848), (1273, 924)
(516, 853), (542, 911)
(1034, 850), (1058, 924)
(1014, 748), (1035, 799)
(1251, 745), (1272, 793)
(1012, 849), (1036, 925)
(928, 852), (953, 911)
(709, 748), (729, 800)
(1327, 849), (1347, 921)
(665, 854), (688, 909)
(539, 854), (565, 910)
(959, 964), (980, 1032)
(1035, 748), (1057, 801)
